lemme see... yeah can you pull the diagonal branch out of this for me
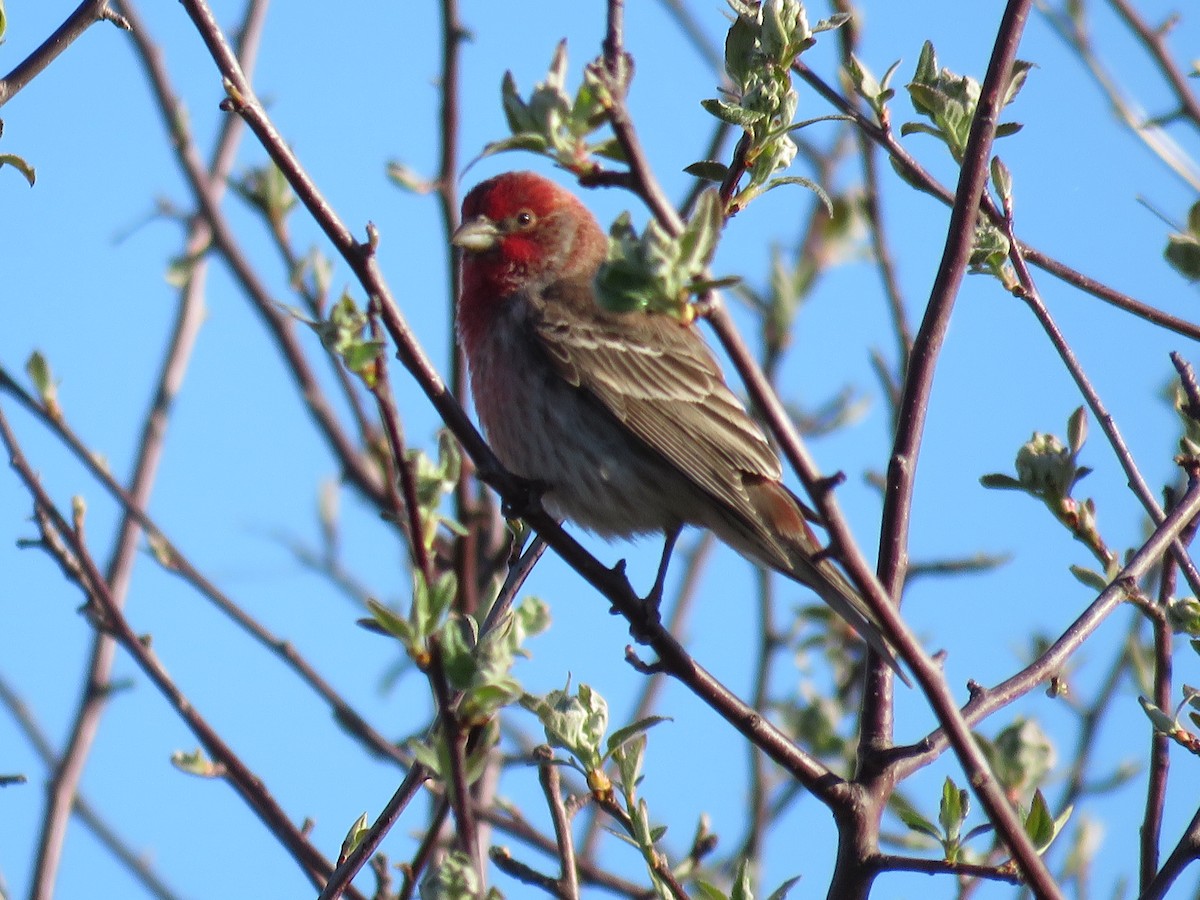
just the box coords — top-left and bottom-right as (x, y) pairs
(0, 0), (128, 107)
(0, 408), (366, 900)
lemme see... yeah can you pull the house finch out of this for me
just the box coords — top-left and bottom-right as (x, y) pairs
(452, 170), (902, 678)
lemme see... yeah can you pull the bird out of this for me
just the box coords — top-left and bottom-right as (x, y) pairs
(451, 170), (904, 680)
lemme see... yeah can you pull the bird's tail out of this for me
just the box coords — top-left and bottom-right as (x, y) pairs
(791, 552), (911, 687)
(740, 477), (911, 686)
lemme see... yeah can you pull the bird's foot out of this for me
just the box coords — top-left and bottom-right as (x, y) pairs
(605, 558), (662, 643)
(499, 475), (549, 521)
(625, 597), (662, 645)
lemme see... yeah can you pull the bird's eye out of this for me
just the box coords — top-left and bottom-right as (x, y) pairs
(514, 210), (535, 229)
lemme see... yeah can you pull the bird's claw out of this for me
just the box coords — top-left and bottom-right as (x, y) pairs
(601, 558), (661, 642)
(500, 475), (549, 521)
(625, 597), (662, 645)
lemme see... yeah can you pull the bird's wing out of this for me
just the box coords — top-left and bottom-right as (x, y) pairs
(530, 279), (910, 684)
(530, 278), (782, 522)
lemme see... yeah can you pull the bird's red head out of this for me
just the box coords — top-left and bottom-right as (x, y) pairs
(453, 171), (606, 302)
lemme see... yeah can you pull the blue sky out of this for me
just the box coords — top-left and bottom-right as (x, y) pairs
(2, 1), (1199, 898)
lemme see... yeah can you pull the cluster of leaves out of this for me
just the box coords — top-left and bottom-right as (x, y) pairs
(694, 0), (847, 208)
(848, 41), (1031, 283)
(303, 294), (385, 388)
(522, 684), (685, 890)
(406, 431), (469, 552)
(481, 41), (624, 174)
(521, 681), (664, 796)
(593, 189), (732, 318)
(982, 407), (1118, 585)
(902, 41), (1032, 164)
(367, 586), (551, 848)
(896, 719), (1071, 863)
(517, 683), (801, 898)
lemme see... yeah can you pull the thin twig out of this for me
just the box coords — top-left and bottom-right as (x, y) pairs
(1057, 614), (1139, 809)
(427, 638), (483, 884)
(1140, 483), (1197, 890)
(396, 799), (450, 900)
(0, 674), (185, 900)
(1038, 1), (1200, 190)
(318, 768), (430, 900)
(893, 473), (1200, 776)
(791, 61), (1200, 341)
(28, 4), (266, 895)
(578, 532), (713, 861)
(0, 0), (128, 107)
(537, 747), (581, 900)
(0, 408), (364, 900)
(0, 365), (408, 768)
(868, 853), (1022, 884)
(479, 803), (649, 897)
(866, 3), (1064, 892)
(174, 0), (845, 810)
(366, 300), (434, 581)
(1002, 205), (1200, 599)
(1107, 0), (1200, 129)
(128, 0), (390, 513)
(1139, 804), (1200, 900)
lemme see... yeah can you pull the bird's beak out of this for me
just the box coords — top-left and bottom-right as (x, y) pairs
(450, 216), (500, 254)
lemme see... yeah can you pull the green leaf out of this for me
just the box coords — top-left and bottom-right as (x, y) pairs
(591, 137), (628, 163)
(897, 806), (941, 840)
(24, 351), (56, 408)
(366, 599), (413, 644)
(730, 858), (752, 900)
(1166, 233), (1200, 281)
(979, 473), (1024, 490)
(339, 812), (370, 861)
(170, 748), (221, 778)
(612, 733), (646, 792)
(676, 188), (724, 274)
(407, 737), (445, 778)
(992, 718), (1056, 795)
(846, 54), (898, 117)
(1004, 60), (1036, 107)
(938, 777), (968, 842)
(1024, 791), (1071, 854)
(694, 883), (729, 900)
(1069, 565), (1109, 592)
(477, 133), (551, 161)
(1067, 406), (1088, 454)
(701, 97), (766, 128)
(762, 175), (833, 215)
(990, 156), (1013, 205)
(1139, 696), (1177, 733)
(0, 153), (36, 187)
(765, 875), (802, 900)
(439, 618), (477, 691)
(605, 716), (670, 759)
(1023, 789), (1055, 847)
(501, 71), (535, 135)
(723, 9), (758, 89)
(1187, 200), (1200, 235)
(685, 160), (730, 183)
